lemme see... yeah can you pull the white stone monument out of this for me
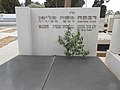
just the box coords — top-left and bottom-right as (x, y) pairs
(106, 19), (120, 80)
(110, 19), (120, 54)
(107, 15), (114, 32)
(99, 18), (105, 32)
(16, 7), (100, 56)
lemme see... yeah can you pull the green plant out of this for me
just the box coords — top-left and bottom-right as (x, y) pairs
(28, 4), (45, 8)
(58, 26), (89, 57)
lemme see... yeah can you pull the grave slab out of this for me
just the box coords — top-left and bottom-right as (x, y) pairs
(44, 56), (120, 90)
(0, 55), (54, 90)
(0, 56), (120, 90)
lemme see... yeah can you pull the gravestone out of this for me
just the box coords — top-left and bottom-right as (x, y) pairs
(99, 18), (105, 32)
(16, 7), (100, 56)
(107, 15), (120, 32)
(110, 19), (120, 54)
(106, 19), (120, 80)
(107, 15), (114, 32)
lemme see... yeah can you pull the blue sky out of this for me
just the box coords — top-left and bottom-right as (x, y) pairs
(19, 0), (120, 12)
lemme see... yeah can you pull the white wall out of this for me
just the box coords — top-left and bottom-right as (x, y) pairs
(106, 19), (120, 80)
(107, 15), (114, 32)
(110, 19), (120, 54)
(16, 7), (100, 56)
(0, 14), (16, 26)
(99, 18), (105, 32)
(0, 14), (16, 19)
(16, 7), (32, 55)
(106, 50), (120, 80)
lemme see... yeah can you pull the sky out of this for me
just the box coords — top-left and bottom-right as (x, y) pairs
(19, 0), (120, 12)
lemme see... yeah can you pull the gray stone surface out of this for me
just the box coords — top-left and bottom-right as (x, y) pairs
(44, 56), (120, 90)
(0, 56), (120, 90)
(0, 55), (54, 90)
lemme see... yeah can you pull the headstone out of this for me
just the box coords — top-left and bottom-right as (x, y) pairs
(107, 15), (114, 32)
(106, 19), (120, 80)
(99, 18), (105, 32)
(110, 19), (120, 54)
(107, 15), (120, 32)
(16, 7), (100, 56)
(114, 14), (120, 19)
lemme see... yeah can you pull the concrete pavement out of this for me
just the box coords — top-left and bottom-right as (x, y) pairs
(0, 28), (19, 65)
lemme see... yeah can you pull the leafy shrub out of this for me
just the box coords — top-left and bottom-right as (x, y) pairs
(58, 26), (89, 57)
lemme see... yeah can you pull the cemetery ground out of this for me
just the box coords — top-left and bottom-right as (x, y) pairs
(0, 27), (19, 65)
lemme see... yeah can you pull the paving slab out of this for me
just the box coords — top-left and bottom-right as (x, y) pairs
(0, 40), (19, 65)
(44, 56), (120, 90)
(0, 55), (54, 90)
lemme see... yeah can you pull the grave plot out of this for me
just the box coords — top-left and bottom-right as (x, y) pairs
(0, 56), (120, 90)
